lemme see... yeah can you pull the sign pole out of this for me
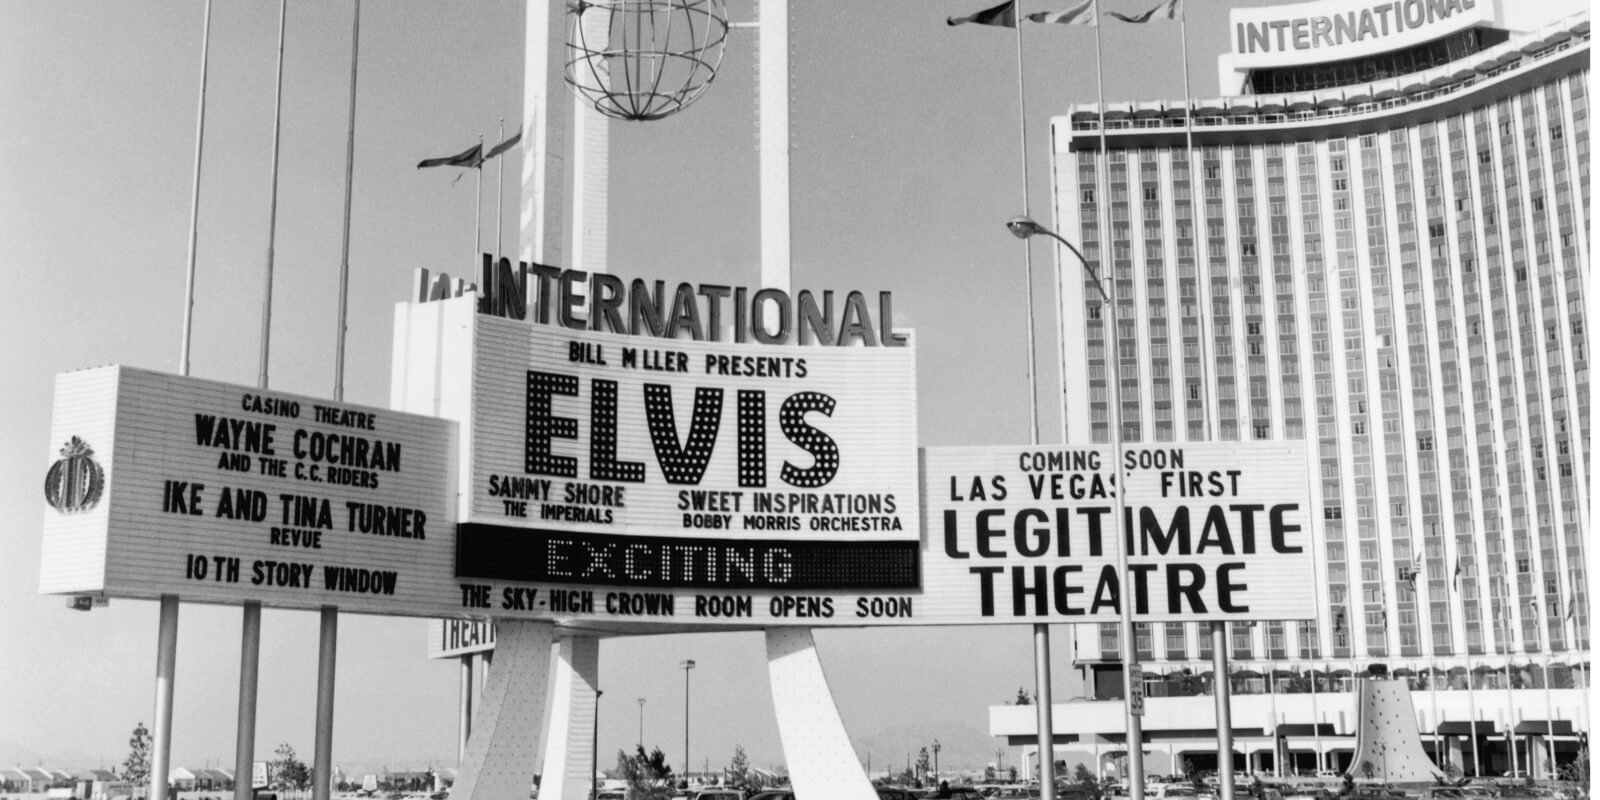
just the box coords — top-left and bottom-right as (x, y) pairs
(313, 606), (338, 800)
(152, 596), (179, 800)
(236, 604), (261, 800)
(458, 655), (474, 766)
(1213, 623), (1234, 800)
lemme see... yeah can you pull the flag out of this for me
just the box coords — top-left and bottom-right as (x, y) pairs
(948, 0), (1018, 27)
(1452, 558), (1462, 591)
(1029, 0), (1096, 25)
(483, 126), (522, 161)
(417, 142), (483, 170)
(1567, 578), (1578, 621)
(1334, 611), (1344, 633)
(1107, 0), (1181, 23)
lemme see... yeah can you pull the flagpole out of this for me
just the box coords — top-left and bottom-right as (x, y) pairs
(319, 4), (358, 800)
(333, 0), (361, 402)
(259, 0), (287, 389)
(1175, 7), (1238, 796)
(238, 2), (285, 794)
(496, 117), (505, 256)
(1012, 7), (1058, 800)
(475, 134), (483, 268)
(158, 3), (211, 798)
(1089, 13), (1147, 800)
(178, 0), (214, 378)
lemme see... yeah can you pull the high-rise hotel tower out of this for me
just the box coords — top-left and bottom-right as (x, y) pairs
(994, 0), (1590, 777)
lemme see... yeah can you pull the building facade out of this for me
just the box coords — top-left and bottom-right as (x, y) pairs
(992, 0), (1590, 780)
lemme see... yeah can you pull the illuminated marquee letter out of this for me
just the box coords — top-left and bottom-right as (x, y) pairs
(526, 371), (579, 477)
(778, 392), (839, 488)
(643, 384), (723, 485)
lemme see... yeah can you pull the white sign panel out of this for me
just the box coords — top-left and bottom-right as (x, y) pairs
(39, 366), (459, 617)
(920, 442), (1316, 624)
(452, 303), (921, 594)
(1228, 0), (1493, 70)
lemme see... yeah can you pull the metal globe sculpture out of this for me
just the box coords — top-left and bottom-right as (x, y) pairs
(566, 0), (730, 122)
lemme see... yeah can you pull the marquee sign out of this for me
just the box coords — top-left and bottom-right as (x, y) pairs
(919, 442), (1317, 623)
(39, 366), (459, 616)
(1228, 0), (1493, 70)
(448, 296), (920, 593)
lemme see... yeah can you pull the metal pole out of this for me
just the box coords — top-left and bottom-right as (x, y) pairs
(236, 604), (261, 800)
(178, 0), (214, 376)
(1467, 665), (1481, 777)
(458, 655), (474, 766)
(313, 607), (337, 800)
(681, 660), (695, 780)
(1505, 658), (1519, 778)
(238, 5), (283, 787)
(258, 0), (287, 388)
(1009, 6), (1057, 797)
(1213, 624), (1234, 800)
(591, 690), (602, 800)
(638, 698), (644, 748)
(1110, 298), (1145, 800)
(1311, 662), (1322, 773)
(474, 134), (483, 267)
(1542, 656), (1555, 780)
(332, 0), (361, 402)
(152, 596), (179, 800)
(495, 118), (505, 256)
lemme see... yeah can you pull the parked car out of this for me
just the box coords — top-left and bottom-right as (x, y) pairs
(1153, 786), (1200, 800)
(1282, 782), (1337, 800)
(749, 791), (794, 800)
(690, 791), (746, 800)
(877, 788), (921, 800)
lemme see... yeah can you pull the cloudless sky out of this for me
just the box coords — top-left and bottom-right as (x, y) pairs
(2, 0), (1277, 775)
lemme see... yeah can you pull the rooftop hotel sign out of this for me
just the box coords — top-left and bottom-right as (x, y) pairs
(1228, 0), (1494, 70)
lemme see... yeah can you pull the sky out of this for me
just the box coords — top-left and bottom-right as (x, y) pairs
(2, 0), (1285, 777)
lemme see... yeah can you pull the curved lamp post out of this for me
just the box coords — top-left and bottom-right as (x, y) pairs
(1006, 215), (1146, 800)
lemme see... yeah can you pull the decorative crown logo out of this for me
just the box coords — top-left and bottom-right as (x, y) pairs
(44, 436), (105, 514)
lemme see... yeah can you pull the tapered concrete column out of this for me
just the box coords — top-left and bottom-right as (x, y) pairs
(452, 620), (556, 800)
(766, 628), (875, 800)
(538, 636), (601, 800)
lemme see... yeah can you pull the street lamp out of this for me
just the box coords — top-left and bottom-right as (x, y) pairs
(591, 689), (603, 800)
(932, 739), (942, 783)
(1006, 214), (1146, 800)
(638, 698), (645, 748)
(681, 660), (696, 782)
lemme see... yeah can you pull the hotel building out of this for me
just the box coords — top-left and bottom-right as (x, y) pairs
(991, 0), (1590, 779)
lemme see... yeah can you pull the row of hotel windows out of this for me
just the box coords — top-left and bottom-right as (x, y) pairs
(1069, 78), (1588, 659)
